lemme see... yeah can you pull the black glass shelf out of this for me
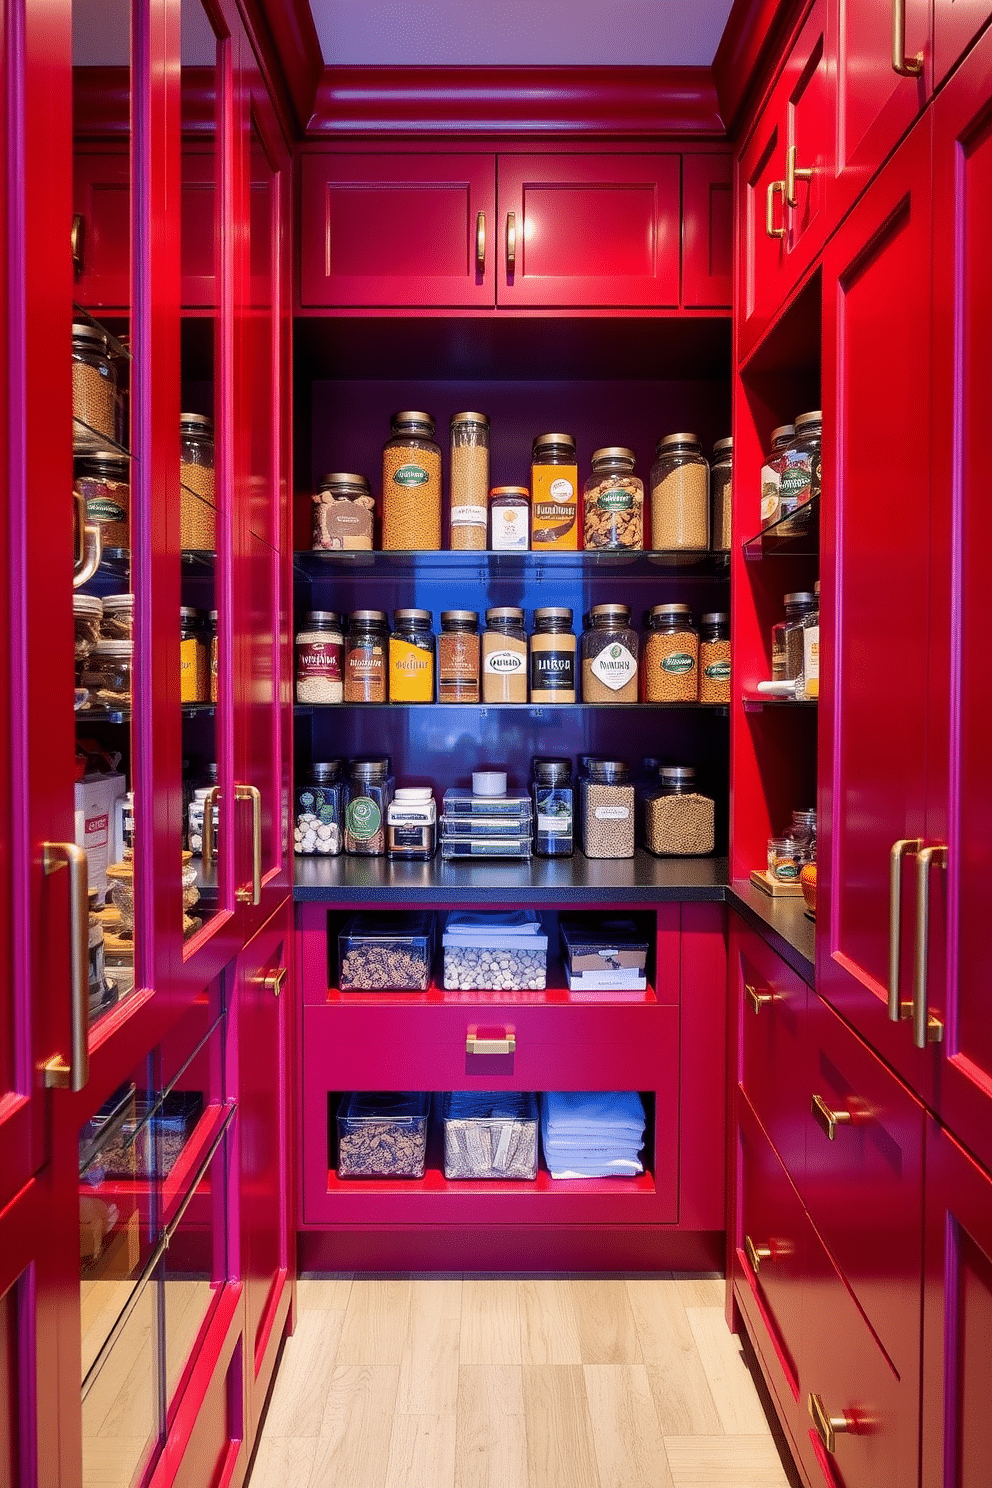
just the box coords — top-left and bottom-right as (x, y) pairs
(78, 702), (216, 725)
(295, 701), (730, 716)
(294, 548), (731, 581)
(741, 496), (819, 560)
(741, 693), (817, 713)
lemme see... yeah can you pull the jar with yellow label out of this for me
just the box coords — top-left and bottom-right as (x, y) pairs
(531, 433), (578, 548)
(180, 607), (207, 703)
(389, 609), (435, 702)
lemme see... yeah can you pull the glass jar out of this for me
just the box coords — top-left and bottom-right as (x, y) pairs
(387, 787), (437, 860)
(759, 424), (795, 529)
(181, 851), (202, 938)
(83, 640), (133, 708)
(295, 761), (345, 857)
(296, 611), (344, 705)
(344, 611), (388, 703)
(583, 447), (644, 550)
(180, 413), (216, 549)
(532, 757), (574, 857)
(72, 322), (120, 452)
(779, 411), (822, 533)
(489, 486), (530, 551)
(699, 613), (731, 704)
(75, 452), (130, 549)
(580, 760), (635, 859)
(88, 886), (113, 1023)
(389, 609), (435, 703)
(382, 412), (441, 550)
(207, 609), (219, 703)
(642, 604), (699, 703)
(449, 413), (490, 550)
(187, 786), (220, 858)
(312, 473), (374, 551)
(790, 809), (817, 862)
(74, 594), (103, 670)
(180, 607), (208, 703)
(644, 766), (715, 856)
(580, 604), (639, 704)
(796, 581), (820, 701)
(100, 592), (134, 641)
(438, 611), (480, 703)
(711, 437), (733, 552)
(772, 592), (817, 683)
(650, 434), (709, 550)
(529, 607), (576, 703)
(481, 607), (528, 703)
(344, 758), (394, 856)
(768, 835), (805, 882)
(531, 433), (578, 548)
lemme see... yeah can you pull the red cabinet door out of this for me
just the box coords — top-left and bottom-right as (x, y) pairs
(781, 0), (830, 286)
(298, 152), (496, 308)
(73, 149), (131, 310)
(496, 153), (680, 308)
(736, 926), (808, 1186)
(933, 0), (992, 89)
(819, 119), (937, 1096)
(736, 94), (789, 356)
(681, 153), (733, 308)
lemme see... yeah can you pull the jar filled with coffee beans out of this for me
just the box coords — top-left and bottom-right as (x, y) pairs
(583, 448), (644, 549)
(580, 760), (635, 859)
(382, 412), (441, 550)
(651, 434), (709, 550)
(644, 766), (715, 856)
(642, 604), (699, 703)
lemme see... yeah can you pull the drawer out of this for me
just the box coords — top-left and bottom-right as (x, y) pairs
(802, 998), (925, 1386)
(736, 927), (809, 1184)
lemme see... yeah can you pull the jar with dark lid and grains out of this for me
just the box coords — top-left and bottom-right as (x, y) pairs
(296, 611), (344, 704)
(75, 452), (130, 549)
(529, 607), (576, 703)
(699, 613), (731, 703)
(531, 757), (574, 857)
(72, 322), (121, 452)
(438, 611), (480, 702)
(389, 609), (435, 703)
(531, 433), (578, 548)
(382, 412), (441, 550)
(180, 413), (216, 549)
(650, 434), (709, 550)
(581, 604), (639, 704)
(449, 413), (490, 550)
(481, 607), (528, 703)
(312, 473), (375, 550)
(642, 604), (699, 703)
(580, 760), (635, 859)
(711, 437), (733, 552)
(344, 611), (388, 703)
(295, 761), (345, 857)
(584, 448), (644, 549)
(343, 757), (394, 856)
(644, 766), (715, 856)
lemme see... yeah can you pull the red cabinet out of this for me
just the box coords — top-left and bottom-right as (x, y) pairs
(933, 0), (992, 85)
(681, 153), (734, 308)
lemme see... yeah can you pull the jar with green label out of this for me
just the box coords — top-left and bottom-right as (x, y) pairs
(382, 412), (441, 551)
(583, 447), (643, 549)
(344, 758), (394, 856)
(642, 605), (698, 703)
(699, 613), (731, 704)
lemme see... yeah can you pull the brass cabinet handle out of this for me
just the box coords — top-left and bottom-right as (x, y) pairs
(892, 0), (923, 76)
(203, 786), (221, 870)
(73, 490), (103, 589)
(913, 846), (947, 1048)
(42, 843), (90, 1091)
(235, 784), (262, 906)
(745, 983), (773, 1014)
(262, 966), (287, 998)
(889, 838), (923, 1021)
(785, 145), (813, 208)
(745, 1235), (773, 1273)
(476, 211), (486, 274)
(765, 180), (786, 239)
(466, 1033), (516, 1056)
(71, 213), (84, 274)
(811, 1092), (853, 1141)
(506, 211), (516, 272)
(808, 1392), (851, 1455)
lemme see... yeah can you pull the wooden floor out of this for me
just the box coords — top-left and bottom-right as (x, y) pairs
(247, 1275), (800, 1488)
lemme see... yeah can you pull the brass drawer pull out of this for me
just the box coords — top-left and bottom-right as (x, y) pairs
(913, 845), (947, 1049)
(808, 1392), (851, 1455)
(466, 1033), (515, 1056)
(811, 1092), (853, 1141)
(476, 211), (486, 273)
(745, 1235), (772, 1273)
(41, 843), (90, 1092)
(262, 967), (287, 998)
(888, 837), (922, 1021)
(745, 983), (773, 1014)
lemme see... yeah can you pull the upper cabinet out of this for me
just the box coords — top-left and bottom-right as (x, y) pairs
(298, 150), (731, 311)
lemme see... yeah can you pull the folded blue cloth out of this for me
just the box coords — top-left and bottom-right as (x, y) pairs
(540, 1091), (646, 1179)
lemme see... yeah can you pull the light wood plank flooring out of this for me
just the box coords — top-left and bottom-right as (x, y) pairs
(248, 1276), (800, 1488)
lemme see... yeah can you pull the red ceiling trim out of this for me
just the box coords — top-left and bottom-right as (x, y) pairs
(712, 0), (807, 136)
(239, 0), (324, 136)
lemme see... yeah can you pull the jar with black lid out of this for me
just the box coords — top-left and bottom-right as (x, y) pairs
(389, 609), (435, 703)
(312, 473), (374, 551)
(482, 607), (527, 703)
(438, 611), (480, 702)
(699, 613), (731, 703)
(643, 604), (699, 703)
(72, 322), (120, 451)
(295, 760), (345, 857)
(344, 610), (388, 703)
(382, 412), (441, 551)
(532, 758), (574, 857)
(580, 604), (639, 704)
(529, 607), (576, 703)
(344, 757), (394, 856)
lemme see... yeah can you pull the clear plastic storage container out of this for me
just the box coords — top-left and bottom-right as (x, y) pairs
(338, 912), (435, 990)
(442, 1091), (539, 1180)
(336, 1092), (430, 1178)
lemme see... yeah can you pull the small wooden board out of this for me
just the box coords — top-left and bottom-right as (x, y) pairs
(750, 867), (804, 898)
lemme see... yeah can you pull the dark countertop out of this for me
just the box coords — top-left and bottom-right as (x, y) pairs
(724, 879), (815, 986)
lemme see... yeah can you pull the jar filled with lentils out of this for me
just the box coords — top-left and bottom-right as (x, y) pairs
(581, 604), (639, 704)
(710, 437), (733, 552)
(651, 434), (709, 550)
(581, 760), (635, 859)
(644, 766), (715, 856)
(72, 322), (120, 452)
(344, 611), (388, 702)
(583, 448), (644, 549)
(438, 611), (480, 702)
(449, 413), (489, 550)
(180, 413), (216, 549)
(382, 412), (441, 550)
(642, 604), (699, 703)
(699, 613), (731, 703)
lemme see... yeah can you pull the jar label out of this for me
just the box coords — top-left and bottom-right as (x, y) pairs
(391, 824), (428, 848)
(594, 806), (630, 821)
(484, 648), (526, 675)
(549, 477), (574, 499)
(661, 652), (696, 675)
(530, 648), (575, 692)
(389, 637), (434, 701)
(705, 660), (732, 680)
(773, 861), (800, 880)
(346, 797), (382, 840)
(597, 488), (633, 512)
(538, 812), (571, 835)
(779, 464), (811, 510)
(86, 497), (128, 524)
(491, 507), (529, 550)
(393, 463), (429, 488)
(451, 504), (487, 527)
(590, 643), (638, 691)
(759, 463), (781, 522)
(296, 641), (343, 682)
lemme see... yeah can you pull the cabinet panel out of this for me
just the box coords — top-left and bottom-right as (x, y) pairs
(299, 153), (496, 308)
(497, 153), (680, 308)
(737, 99), (789, 355)
(73, 150), (131, 310)
(737, 928), (808, 1184)
(934, 0), (992, 91)
(681, 154), (733, 308)
(181, 151), (217, 309)
(782, 0), (830, 279)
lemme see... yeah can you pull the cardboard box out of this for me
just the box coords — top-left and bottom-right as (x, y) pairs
(75, 772), (126, 903)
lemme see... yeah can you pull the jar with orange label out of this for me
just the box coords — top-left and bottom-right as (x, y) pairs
(389, 609), (435, 702)
(531, 433), (578, 548)
(180, 607), (207, 702)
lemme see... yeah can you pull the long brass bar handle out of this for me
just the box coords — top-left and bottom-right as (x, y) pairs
(506, 211), (516, 272)
(913, 846), (947, 1049)
(236, 784), (262, 906)
(745, 983), (773, 1014)
(466, 1033), (516, 1056)
(765, 180), (786, 239)
(785, 145), (813, 208)
(889, 838), (922, 1021)
(203, 786), (221, 870)
(811, 1092), (853, 1141)
(808, 1392), (851, 1455)
(42, 843), (90, 1091)
(892, 0), (923, 76)
(745, 1235), (773, 1273)
(476, 211), (486, 274)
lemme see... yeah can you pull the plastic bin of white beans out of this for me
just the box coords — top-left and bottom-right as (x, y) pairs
(442, 910), (548, 990)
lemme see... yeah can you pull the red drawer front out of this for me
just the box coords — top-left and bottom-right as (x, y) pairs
(803, 998), (925, 1386)
(737, 928), (808, 1185)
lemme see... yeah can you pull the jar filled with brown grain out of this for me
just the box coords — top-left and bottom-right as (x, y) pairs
(650, 434), (709, 550)
(72, 322), (120, 452)
(771, 592), (817, 683)
(450, 413), (490, 550)
(180, 413), (216, 549)
(583, 448), (644, 549)
(382, 412), (441, 550)
(711, 437), (733, 552)
(296, 611), (344, 704)
(489, 486), (530, 551)
(699, 613), (731, 703)
(344, 610), (388, 703)
(529, 607), (576, 703)
(481, 607), (528, 703)
(438, 611), (480, 702)
(644, 766), (715, 856)
(389, 609), (435, 703)
(180, 607), (208, 703)
(312, 473), (375, 550)
(75, 452), (130, 550)
(580, 760), (635, 859)
(580, 604), (639, 704)
(642, 604), (699, 703)
(531, 433), (578, 548)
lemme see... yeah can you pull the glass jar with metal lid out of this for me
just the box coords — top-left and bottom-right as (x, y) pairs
(642, 604), (699, 703)
(382, 412), (441, 550)
(438, 611), (480, 702)
(343, 757), (394, 856)
(644, 766), (715, 856)
(650, 434), (709, 550)
(295, 760), (345, 857)
(100, 592), (134, 641)
(75, 452), (130, 549)
(489, 486), (530, 551)
(180, 413), (216, 549)
(72, 322), (120, 451)
(529, 607), (576, 703)
(711, 437), (733, 552)
(296, 611), (344, 704)
(344, 611), (388, 703)
(581, 760), (635, 859)
(449, 413), (490, 550)
(74, 594), (103, 672)
(779, 411), (822, 533)
(772, 591), (817, 682)
(206, 610), (219, 703)
(389, 609), (435, 703)
(180, 607), (208, 703)
(581, 604), (639, 704)
(531, 433), (578, 548)
(584, 447), (644, 549)
(82, 639), (133, 709)
(531, 757), (574, 857)
(759, 424), (795, 528)
(312, 473), (375, 551)
(699, 613), (731, 703)
(481, 607), (527, 703)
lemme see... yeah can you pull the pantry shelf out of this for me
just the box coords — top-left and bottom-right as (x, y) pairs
(741, 496), (820, 560)
(293, 548), (731, 581)
(740, 694), (817, 712)
(294, 701), (730, 716)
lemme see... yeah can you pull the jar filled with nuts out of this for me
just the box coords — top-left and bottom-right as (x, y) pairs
(312, 473), (375, 550)
(296, 611), (344, 704)
(295, 761), (345, 857)
(581, 604), (639, 704)
(344, 757), (394, 856)
(650, 434), (709, 550)
(382, 412), (441, 550)
(644, 766), (715, 857)
(583, 447), (644, 549)
(642, 604), (699, 703)
(580, 760), (635, 859)
(449, 413), (490, 550)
